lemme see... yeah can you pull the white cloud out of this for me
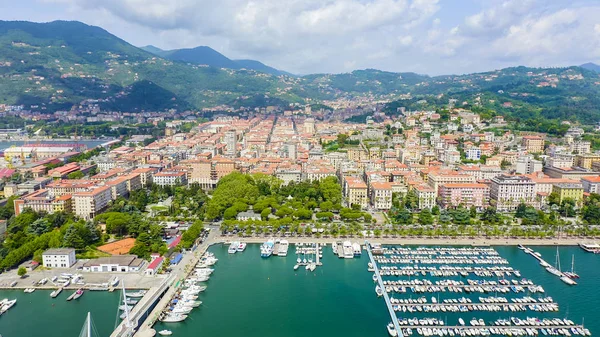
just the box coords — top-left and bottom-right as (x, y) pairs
(11, 0), (600, 75)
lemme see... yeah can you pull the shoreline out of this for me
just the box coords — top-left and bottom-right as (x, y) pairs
(216, 235), (594, 246)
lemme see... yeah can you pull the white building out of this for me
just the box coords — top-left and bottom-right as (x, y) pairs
(73, 186), (113, 220)
(153, 171), (188, 187)
(465, 148), (481, 161)
(42, 248), (76, 268)
(82, 255), (144, 272)
(224, 130), (236, 157)
(515, 156), (543, 175)
(369, 182), (392, 210)
(490, 175), (536, 212)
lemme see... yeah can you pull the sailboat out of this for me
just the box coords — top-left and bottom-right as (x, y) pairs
(544, 246), (563, 277)
(80, 312), (94, 337)
(555, 247), (577, 285)
(564, 254), (580, 279)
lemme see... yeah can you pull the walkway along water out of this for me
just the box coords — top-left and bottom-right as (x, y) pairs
(366, 241), (404, 337)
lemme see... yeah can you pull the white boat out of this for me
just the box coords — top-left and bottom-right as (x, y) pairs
(228, 241), (239, 254)
(160, 313), (188, 323)
(352, 242), (362, 256)
(579, 242), (600, 253)
(388, 323), (398, 337)
(260, 240), (274, 258)
(50, 288), (62, 298)
(332, 242), (338, 255)
(459, 318), (465, 326)
(126, 290), (147, 298)
(119, 305), (134, 311)
(237, 242), (247, 252)
(293, 264), (299, 271)
(375, 285), (383, 297)
(158, 330), (173, 336)
(342, 241), (354, 259)
(110, 277), (120, 287)
(38, 278), (48, 285)
(0, 299), (16, 314)
(23, 288), (35, 293)
(278, 240), (289, 256)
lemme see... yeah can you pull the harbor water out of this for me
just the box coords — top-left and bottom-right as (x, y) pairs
(152, 244), (599, 337)
(0, 244), (597, 337)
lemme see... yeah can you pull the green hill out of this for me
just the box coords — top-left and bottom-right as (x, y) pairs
(2, 20), (600, 124)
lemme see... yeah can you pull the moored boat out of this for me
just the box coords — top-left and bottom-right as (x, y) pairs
(50, 288), (62, 298)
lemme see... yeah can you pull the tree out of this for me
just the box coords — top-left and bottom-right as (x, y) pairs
(260, 207), (271, 220)
(63, 224), (85, 249)
(418, 209), (434, 225)
(223, 207), (238, 220)
(17, 266), (26, 277)
(27, 218), (51, 236)
(404, 190), (419, 210)
(67, 171), (85, 179)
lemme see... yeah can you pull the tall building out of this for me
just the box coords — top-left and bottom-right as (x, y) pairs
(489, 175), (536, 212)
(515, 156), (543, 175)
(287, 143), (297, 160)
(224, 130), (236, 158)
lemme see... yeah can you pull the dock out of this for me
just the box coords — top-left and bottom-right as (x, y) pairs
(366, 241), (403, 337)
(519, 246), (577, 285)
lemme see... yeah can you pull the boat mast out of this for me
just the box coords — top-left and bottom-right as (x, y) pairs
(556, 246), (561, 271)
(571, 254), (575, 273)
(87, 312), (91, 337)
(121, 282), (131, 328)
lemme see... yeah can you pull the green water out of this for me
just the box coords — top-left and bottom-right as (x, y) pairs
(153, 244), (599, 337)
(0, 289), (121, 337)
(0, 245), (597, 337)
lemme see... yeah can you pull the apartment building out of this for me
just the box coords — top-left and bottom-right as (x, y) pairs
(153, 171), (188, 187)
(14, 189), (72, 216)
(369, 182), (393, 210)
(438, 183), (490, 209)
(521, 136), (545, 153)
(343, 176), (368, 209)
(489, 175), (536, 212)
(427, 171), (476, 193)
(414, 184), (436, 210)
(552, 183), (584, 204)
(73, 185), (112, 220)
(581, 176), (600, 194)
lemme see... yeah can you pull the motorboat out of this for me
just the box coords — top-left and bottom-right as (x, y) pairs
(237, 242), (247, 252)
(260, 240), (274, 258)
(352, 242), (362, 256)
(126, 290), (147, 298)
(228, 241), (239, 254)
(0, 299), (16, 314)
(23, 288), (35, 293)
(110, 277), (120, 287)
(160, 313), (188, 323)
(579, 242), (600, 253)
(278, 240), (289, 256)
(376, 285), (383, 297)
(50, 288), (62, 298)
(158, 330), (173, 336)
(342, 241), (354, 259)
(388, 323), (398, 337)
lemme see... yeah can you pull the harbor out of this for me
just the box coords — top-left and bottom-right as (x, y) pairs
(0, 244), (597, 337)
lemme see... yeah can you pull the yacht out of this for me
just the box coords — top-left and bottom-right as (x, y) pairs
(228, 241), (239, 254)
(160, 313), (188, 323)
(237, 242), (247, 252)
(332, 242), (338, 255)
(352, 242), (362, 256)
(158, 330), (173, 336)
(260, 240), (275, 258)
(388, 323), (398, 337)
(342, 241), (354, 259)
(0, 299), (16, 314)
(579, 242), (600, 253)
(278, 240), (289, 256)
(375, 285), (383, 297)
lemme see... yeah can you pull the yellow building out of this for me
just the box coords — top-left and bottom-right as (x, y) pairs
(343, 176), (368, 209)
(521, 136), (545, 153)
(574, 153), (600, 169)
(552, 183), (584, 203)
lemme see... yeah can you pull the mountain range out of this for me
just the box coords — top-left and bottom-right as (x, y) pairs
(1, 20), (600, 124)
(140, 45), (292, 76)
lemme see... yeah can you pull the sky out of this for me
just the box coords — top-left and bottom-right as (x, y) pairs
(1, 0), (600, 75)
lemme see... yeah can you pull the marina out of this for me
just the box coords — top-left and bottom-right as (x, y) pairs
(0, 244), (596, 337)
(520, 246), (577, 285)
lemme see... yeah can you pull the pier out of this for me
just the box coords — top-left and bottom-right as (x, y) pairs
(366, 241), (403, 337)
(519, 246), (577, 285)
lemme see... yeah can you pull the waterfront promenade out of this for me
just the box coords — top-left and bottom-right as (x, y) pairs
(128, 230), (217, 337)
(216, 235), (588, 246)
